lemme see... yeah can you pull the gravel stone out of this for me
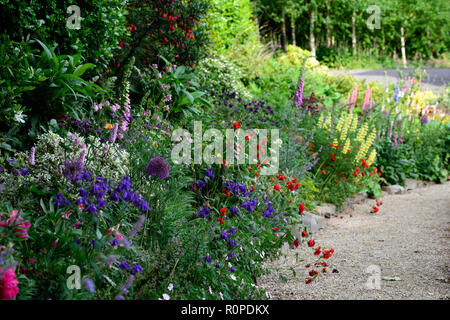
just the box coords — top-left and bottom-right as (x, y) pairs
(259, 182), (450, 300)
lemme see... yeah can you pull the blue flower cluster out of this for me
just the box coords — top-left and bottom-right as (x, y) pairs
(219, 226), (238, 248)
(59, 172), (151, 214)
(119, 260), (143, 275)
(263, 201), (275, 218)
(190, 168), (215, 193)
(198, 206), (210, 218)
(109, 176), (150, 212)
(54, 192), (71, 207)
(240, 199), (258, 213)
(224, 180), (250, 197)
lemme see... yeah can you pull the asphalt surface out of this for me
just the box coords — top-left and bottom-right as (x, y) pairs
(327, 68), (450, 93)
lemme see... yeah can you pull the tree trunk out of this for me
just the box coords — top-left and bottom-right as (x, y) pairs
(326, 0), (331, 48)
(291, 16), (296, 47)
(282, 6), (287, 50)
(381, 27), (386, 55)
(310, 9), (316, 57)
(400, 26), (407, 68)
(352, 10), (356, 56)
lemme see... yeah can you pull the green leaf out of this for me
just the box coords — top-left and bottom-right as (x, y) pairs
(383, 277), (402, 281)
(73, 63), (95, 77)
(40, 198), (47, 214)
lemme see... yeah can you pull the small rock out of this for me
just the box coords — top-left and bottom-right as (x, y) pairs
(405, 179), (418, 191)
(382, 185), (405, 195)
(302, 212), (327, 234)
(315, 204), (336, 217)
(324, 212), (331, 219)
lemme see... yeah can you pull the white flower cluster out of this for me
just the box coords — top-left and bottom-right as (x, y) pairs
(197, 56), (253, 100)
(1, 131), (130, 193)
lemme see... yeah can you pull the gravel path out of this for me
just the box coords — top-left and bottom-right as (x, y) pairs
(327, 68), (450, 93)
(259, 181), (450, 300)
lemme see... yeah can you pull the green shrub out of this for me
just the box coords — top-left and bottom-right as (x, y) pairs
(0, 0), (129, 66)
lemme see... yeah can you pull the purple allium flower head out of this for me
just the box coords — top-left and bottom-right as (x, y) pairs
(145, 157), (170, 179)
(62, 158), (85, 182)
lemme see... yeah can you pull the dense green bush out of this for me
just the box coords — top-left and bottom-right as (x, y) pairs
(124, 0), (210, 70)
(0, 0), (129, 66)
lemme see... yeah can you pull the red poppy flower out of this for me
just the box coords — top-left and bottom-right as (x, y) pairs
(305, 278), (313, 284)
(322, 250), (332, 259)
(233, 122), (241, 129)
(250, 186), (255, 192)
(321, 169), (326, 175)
(314, 247), (322, 255)
(298, 203), (305, 214)
(301, 231), (307, 237)
(220, 208), (227, 216)
(370, 206), (379, 213)
(309, 270), (319, 277)
(322, 268), (327, 273)
(217, 217), (225, 224)
(274, 184), (280, 191)
(307, 240), (315, 247)
(293, 239), (300, 247)
(273, 227), (278, 233)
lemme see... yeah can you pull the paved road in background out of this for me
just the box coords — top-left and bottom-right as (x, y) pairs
(327, 68), (450, 93)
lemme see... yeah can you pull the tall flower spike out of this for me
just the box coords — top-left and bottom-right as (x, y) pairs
(29, 147), (35, 165)
(109, 123), (118, 143)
